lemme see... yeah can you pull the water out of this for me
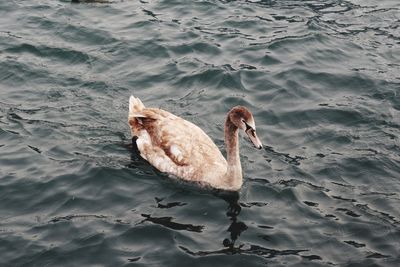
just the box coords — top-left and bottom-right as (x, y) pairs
(0, 0), (399, 266)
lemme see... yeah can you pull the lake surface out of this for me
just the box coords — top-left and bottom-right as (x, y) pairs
(1, 0), (399, 266)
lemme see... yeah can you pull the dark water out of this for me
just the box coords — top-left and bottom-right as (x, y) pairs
(1, 0), (399, 266)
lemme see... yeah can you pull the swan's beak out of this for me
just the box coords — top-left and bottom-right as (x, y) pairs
(246, 129), (263, 149)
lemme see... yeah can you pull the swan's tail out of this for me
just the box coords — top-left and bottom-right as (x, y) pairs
(129, 95), (145, 115)
(128, 96), (145, 137)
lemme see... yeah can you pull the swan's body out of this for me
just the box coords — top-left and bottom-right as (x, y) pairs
(128, 96), (262, 191)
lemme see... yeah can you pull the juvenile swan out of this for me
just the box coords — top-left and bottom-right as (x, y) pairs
(128, 96), (262, 191)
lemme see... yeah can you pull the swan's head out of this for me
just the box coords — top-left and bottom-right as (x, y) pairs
(229, 106), (263, 149)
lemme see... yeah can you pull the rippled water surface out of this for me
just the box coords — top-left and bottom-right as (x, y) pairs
(1, 0), (400, 266)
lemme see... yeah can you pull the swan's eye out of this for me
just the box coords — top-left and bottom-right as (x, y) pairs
(243, 121), (252, 131)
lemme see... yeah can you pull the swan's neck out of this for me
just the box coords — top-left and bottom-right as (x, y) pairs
(224, 116), (242, 190)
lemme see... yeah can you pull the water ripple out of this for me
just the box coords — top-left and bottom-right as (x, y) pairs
(1, 0), (399, 266)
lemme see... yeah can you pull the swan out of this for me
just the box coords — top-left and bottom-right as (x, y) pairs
(128, 95), (262, 191)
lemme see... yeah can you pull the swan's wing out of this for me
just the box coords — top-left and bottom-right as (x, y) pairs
(130, 108), (196, 166)
(156, 119), (200, 166)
